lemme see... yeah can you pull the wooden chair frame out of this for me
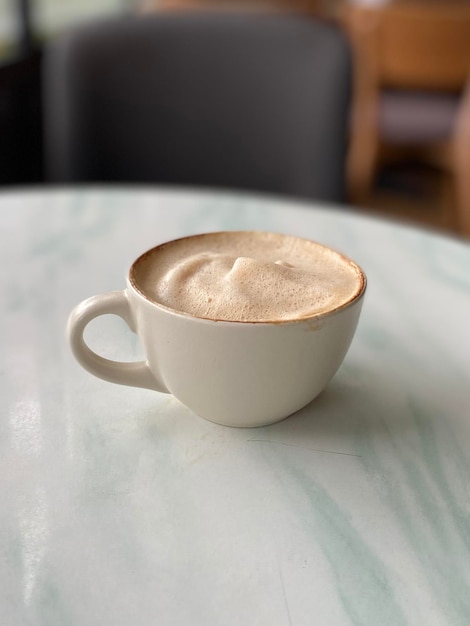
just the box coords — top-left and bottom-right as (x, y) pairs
(343, 1), (470, 238)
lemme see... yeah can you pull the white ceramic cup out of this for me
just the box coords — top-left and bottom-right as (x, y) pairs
(67, 233), (366, 427)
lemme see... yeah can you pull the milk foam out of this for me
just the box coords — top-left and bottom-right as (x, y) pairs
(132, 232), (363, 322)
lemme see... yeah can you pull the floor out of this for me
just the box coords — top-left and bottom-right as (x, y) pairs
(356, 162), (458, 238)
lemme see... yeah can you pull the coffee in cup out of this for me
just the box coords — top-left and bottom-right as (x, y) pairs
(67, 231), (366, 427)
(131, 231), (362, 322)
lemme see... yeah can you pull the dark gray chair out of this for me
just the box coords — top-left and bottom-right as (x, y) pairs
(43, 11), (352, 202)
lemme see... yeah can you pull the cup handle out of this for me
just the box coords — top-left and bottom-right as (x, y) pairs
(67, 290), (167, 393)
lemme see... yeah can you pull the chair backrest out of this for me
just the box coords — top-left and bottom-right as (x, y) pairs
(345, 2), (470, 91)
(43, 12), (352, 202)
(141, 1), (324, 14)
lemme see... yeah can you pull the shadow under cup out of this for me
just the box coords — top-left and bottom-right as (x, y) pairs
(68, 232), (366, 427)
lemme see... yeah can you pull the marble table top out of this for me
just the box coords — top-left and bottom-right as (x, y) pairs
(1, 187), (469, 626)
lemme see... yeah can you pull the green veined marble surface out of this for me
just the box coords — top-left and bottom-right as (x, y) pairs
(1, 187), (469, 625)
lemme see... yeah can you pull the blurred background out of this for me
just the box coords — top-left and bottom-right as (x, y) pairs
(1, 0), (469, 237)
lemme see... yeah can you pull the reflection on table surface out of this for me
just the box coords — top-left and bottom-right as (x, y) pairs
(1, 187), (470, 626)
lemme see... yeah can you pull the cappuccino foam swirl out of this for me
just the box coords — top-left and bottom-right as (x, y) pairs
(132, 232), (363, 322)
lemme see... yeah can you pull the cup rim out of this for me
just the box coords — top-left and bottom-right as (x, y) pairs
(128, 231), (367, 325)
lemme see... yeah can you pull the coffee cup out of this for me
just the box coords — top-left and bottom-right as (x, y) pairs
(67, 231), (366, 427)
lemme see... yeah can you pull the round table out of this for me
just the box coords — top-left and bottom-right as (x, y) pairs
(1, 187), (469, 626)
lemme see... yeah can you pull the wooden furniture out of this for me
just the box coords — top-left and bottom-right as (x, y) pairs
(343, 1), (470, 238)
